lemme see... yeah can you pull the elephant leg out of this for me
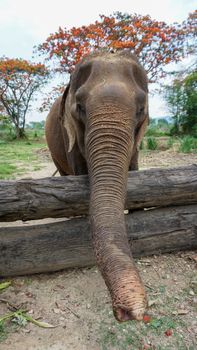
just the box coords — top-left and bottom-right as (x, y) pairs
(51, 156), (70, 176)
(129, 148), (139, 171)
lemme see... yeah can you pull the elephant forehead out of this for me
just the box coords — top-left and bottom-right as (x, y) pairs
(90, 82), (136, 101)
(91, 56), (133, 74)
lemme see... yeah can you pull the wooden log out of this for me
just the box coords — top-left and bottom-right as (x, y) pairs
(0, 165), (196, 222)
(0, 204), (196, 276)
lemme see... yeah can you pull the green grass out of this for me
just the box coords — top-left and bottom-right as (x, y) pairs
(98, 269), (197, 350)
(99, 315), (190, 350)
(178, 136), (197, 153)
(0, 321), (7, 342)
(0, 164), (18, 179)
(99, 308), (195, 350)
(0, 139), (46, 179)
(146, 137), (158, 150)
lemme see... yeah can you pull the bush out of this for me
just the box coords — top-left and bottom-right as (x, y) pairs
(145, 126), (171, 137)
(178, 136), (197, 153)
(146, 137), (158, 150)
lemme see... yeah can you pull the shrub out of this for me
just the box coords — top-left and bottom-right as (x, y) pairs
(178, 136), (197, 153)
(146, 137), (158, 150)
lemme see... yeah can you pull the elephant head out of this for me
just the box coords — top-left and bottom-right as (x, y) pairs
(60, 51), (149, 321)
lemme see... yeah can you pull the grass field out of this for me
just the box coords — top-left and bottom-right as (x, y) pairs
(0, 131), (196, 180)
(0, 137), (46, 179)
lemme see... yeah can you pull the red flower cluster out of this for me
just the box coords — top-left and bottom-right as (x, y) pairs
(37, 11), (196, 82)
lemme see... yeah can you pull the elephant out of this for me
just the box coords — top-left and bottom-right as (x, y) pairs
(45, 50), (149, 322)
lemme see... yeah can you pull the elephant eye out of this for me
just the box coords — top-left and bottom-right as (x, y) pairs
(137, 106), (145, 116)
(140, 106), (145, 113)
(77, 103), (85, 114)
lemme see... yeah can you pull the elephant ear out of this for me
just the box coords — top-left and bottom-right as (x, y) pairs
(59, 84), (76, 153)
(136, 96), (149, 150)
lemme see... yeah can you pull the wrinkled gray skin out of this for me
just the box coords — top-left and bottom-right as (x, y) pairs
(45, 51), (149, 322)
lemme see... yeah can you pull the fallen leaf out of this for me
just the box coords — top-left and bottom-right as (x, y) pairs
(177, 309), (189, 315)
(25, 314), (57, 328)
(0, 281), (11, 291)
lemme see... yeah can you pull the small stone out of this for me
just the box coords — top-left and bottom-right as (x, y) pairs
(189, 290), (195, 296)
(22, 329), (31, 333)
(53, 307), (60, 314)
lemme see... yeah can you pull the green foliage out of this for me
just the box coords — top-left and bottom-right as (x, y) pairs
(0, 281), (11, 291)
(27, 120), (45, 129)
(145, 118), (171, 137)
(157, 118), (169, 126)
(146, 127), (168, 137)
(146, 137), (158, 150)
(0, 321), (7, 342)
(0, 309), (56, 342)
(165, 70), (197, 135)
(178, 136), (197, 153)
(0, 114), (16, 141)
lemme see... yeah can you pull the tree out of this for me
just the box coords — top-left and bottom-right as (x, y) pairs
(37, 11), (195, 82)
(182, 9), (197, 56)
(165, 70), (197, 135)
(0, 58), (48, 138)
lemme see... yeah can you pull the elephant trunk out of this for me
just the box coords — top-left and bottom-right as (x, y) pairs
(86, 104), (147, 322)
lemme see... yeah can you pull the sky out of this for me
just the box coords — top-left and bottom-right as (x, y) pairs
(0, 0), (196, 122)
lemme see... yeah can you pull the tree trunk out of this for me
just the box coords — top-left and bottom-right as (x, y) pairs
(0, 205), (196, 277)
(0, 165), (196, 222)
(15, 126), (25, 139)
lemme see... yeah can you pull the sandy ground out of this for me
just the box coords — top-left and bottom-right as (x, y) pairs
(0, 149), (197, 350)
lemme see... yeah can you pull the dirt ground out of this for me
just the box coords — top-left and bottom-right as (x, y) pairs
(0, 149), (197, 350)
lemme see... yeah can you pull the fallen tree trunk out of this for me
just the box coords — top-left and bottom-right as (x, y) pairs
(0, 165), (196, 222)
(0, 204), (196, 276)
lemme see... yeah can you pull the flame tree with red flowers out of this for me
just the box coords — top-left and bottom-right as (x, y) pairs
(37, 11), (196, 111)
(0, 58), (48, 138)
(38, 11), (196, 80)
